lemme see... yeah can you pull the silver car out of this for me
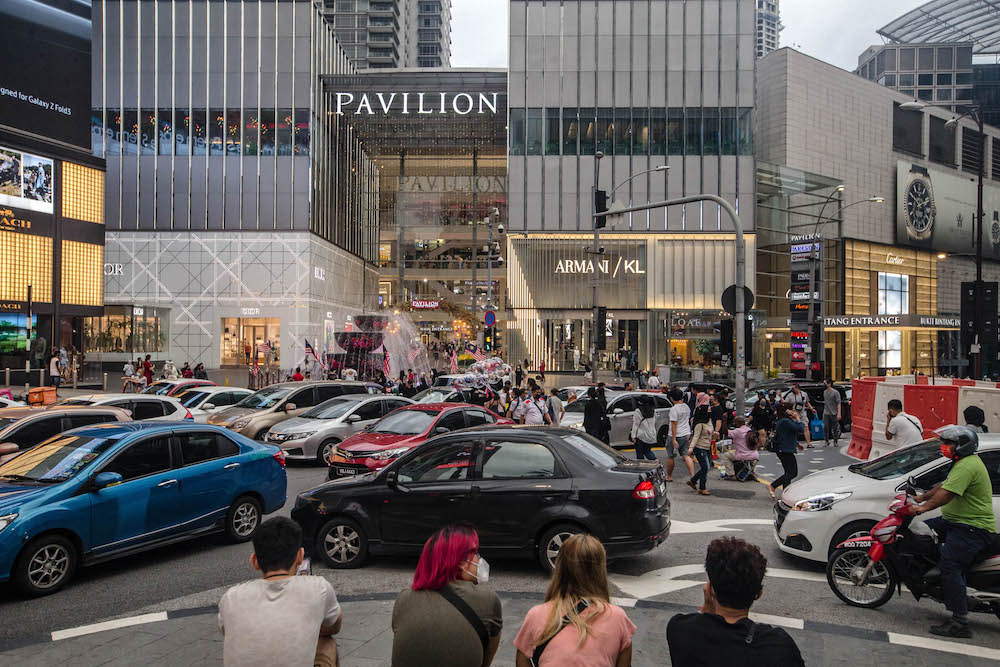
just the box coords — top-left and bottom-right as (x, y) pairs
(560, 391), (673, 448)
(264, 394), (414, 464)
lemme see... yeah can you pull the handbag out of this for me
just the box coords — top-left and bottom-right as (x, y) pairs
(531, 600), (590, 667)
(437, 584), (489, 653)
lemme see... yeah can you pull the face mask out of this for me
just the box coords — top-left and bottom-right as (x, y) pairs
(941, 443), (955, 459)
(465, 556), (490, 584)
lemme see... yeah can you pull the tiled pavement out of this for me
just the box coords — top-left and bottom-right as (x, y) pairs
(3, 593), (998, 666)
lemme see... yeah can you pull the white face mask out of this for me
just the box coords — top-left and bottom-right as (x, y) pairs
(465, 556), (490, 584)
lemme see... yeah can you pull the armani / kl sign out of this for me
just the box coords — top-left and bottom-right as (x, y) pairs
(334, 92), (501, 116)
(554, 258), (645, 277)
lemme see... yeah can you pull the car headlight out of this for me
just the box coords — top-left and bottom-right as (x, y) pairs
(569, 422), (584, 430)
(284, 432), (312, 441)
(791, 492), (852, 512)
(369, 447), (410, 460)
(230, 419), (251, 430)
(0, 513), (17, 532)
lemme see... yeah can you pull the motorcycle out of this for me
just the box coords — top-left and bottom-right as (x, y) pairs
(826, 478), (1000, 615)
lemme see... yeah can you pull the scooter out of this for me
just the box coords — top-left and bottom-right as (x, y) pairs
(826, 479), (1000, 615)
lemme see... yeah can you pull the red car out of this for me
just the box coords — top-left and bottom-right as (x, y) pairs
(327, 403), (512, 479)
(142, 379), (216, 396)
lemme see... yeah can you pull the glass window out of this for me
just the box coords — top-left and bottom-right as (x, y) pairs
(918, 48), (934, 70)
(703, 108), (720, 155)
(210, 109), (225, 156)
(893, 103), (923, 155)
(132, 400), (166, 420)
(288, 387), (319, 409)
(226, 110), (242, 155)
(937, 73), (952, 85)
(667, 108), (684, 155)
(930, 115), (956, 165)
(614, 108), (631, 155)
(140, 109), (156, 155)
(937, 88), (952, 102)
(276, 108), (293, 156)
(0, 435), (114, 482)
(649, 108), (666, 155)
(303, 397), (359, 419)
(294, 109), (310, 155)
(509, 108), (525, 155)
(884, 74), (896, 87)
(899, 47), (915, 71)
(353, 401), (382, 421)
(609, 396), (636, 414)
(917, 89), (934, 101)
(434, 410), (466, 433)
(956, 88), (974, 101)
(900, 89), (915, 97)
(192, 109), (207, 156)
(978, 452), (1000, 494)
(66, 414), (119, 429)
(465, 410), (490, 427)
(481, 440), (556, 479)
(579, 107), (596, 155)
(158, 109), (172, 155)
(876, 51), (885, 75)
(885, 48), (896, 71)
(937, 47), (953, 70)
(561, 107), (578, 155)
(7, 417), (65, 450)
(918, 73), (934, 87)
(878, 330), (903, 371)
(179, 432), (234, 466)
(525, 108), (543, 155)
(914, 463), (951, 491)
(633, 108), (649, 155)
(899, 73), (914, 87)
(738, 108), (753, 155)
(877, 272), (909, 315)
(684, 108), (701, 155)
(175, 390), (210, 408)
(396, 440), (474, 483)
(237, 386), (293, 409)
(105, 109), (122, 155)
(596, 108), (613, 155)
(174, 109), (190, 156)
(260, 109), (275, 156)
(957, 72), (973, 85)
(957, 46), (973, 69)
(240, 110), (256, 157)
(544, 108), (560, 155)
(103, 437), (172, 481)
(720, 108), (737, 155)
(122, 109), (138, 155)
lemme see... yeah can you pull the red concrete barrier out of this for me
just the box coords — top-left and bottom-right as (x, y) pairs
(848, 378), (880, 460)
(953, 379), (976, 387)
(903, 384), (958, 439)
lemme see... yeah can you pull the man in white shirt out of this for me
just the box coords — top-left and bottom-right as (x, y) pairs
(667, 388), (695, 482)
(885, 399), (924, 447)
(547, 388), (564, 426)
(219, 517), (342, 667)
(647, 374), (661, 390)
(516, 387), (551, 425)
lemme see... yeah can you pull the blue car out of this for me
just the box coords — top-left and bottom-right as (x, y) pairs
(0, 422), (287, 596)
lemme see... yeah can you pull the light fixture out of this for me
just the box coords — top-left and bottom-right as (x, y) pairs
(937, 252), (947, 259)
(870, 196), (885, 203)
(899, 100), (926, 111)
(835, 184), (845, 192)
(945, 117), (959, 128)
(765, 332), (774, 340)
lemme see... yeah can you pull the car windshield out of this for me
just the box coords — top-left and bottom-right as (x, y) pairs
(303, 397), (363, 419)
(849, 440), (943, 480)
(236, 386), (292, 409)
(371, 409), (437, 435)
(0, 434), (117, 483)
(412, 388), (454, 403)
(174, 390), (209, 408)
(142, 382), (173, 395)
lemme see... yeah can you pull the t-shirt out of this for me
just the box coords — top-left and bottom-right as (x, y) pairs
(647, 376), (661, 389)
(823, 388), (841, 415)
(666, 613), (804, 667)
(513, 600), (636, 667)
(669, 403), (692, 438)
(517, 398), (548, 425)
(547, 395), (564, 426)
(711, 405), (727, 432)
(887, 412), (924, 447)
(783, 390), (807, 413)
(392, 581), (502, 667)
(942, 454), (996, 532)
(218, 576), (341, 667)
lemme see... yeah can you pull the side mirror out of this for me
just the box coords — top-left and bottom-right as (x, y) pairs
(613, 408), (624, 414)
(93, 471), (123, 490)
(202, 403), (215, 411)
(435, 426), (450, 434)
(0, 442), (19, 456)
(284, 403), (297, 412)
(347, 414), (362, 423)
(385, 470), (410, 493)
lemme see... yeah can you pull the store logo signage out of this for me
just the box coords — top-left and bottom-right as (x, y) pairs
(790, 233), (820, 242)
(334, 92), (501, 116)
(411, 300), (439, 309)
(103, 263), (124, 276)
(0, 209), (30, 230)
(886, 253), (905, 265)
(790, 242), (819, 254)
(314, 267), (326, 281)
(825, 315), (901, 327)
(399, 175), (506, 194)
(919, 316), (960, 327)
(554, 258), (645, 276)
(241, 307), (261, 316)
(789, 291), (819, 301)
(0, 302), (20, 311)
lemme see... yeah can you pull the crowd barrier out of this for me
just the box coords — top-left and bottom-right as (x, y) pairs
(848, 376), (1000, 460)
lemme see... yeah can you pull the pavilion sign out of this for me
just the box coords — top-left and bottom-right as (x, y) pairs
(334, 92), (502, 116)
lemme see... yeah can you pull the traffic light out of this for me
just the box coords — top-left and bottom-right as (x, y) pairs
(594, 189), (608, 229)
(596, 307), (608, 350)
(484, 327), (493, 352)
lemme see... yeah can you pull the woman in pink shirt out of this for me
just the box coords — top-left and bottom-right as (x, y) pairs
(720, 416), (759, 480)
(513, 535), (635, 666)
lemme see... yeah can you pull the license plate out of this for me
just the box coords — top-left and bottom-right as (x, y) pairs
(336, 467), (357, 476)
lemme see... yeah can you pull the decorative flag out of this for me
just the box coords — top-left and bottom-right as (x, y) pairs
(303, 338), (326, 370)
(407, 346), (421, 364)
(465, 342), (488, 362)
(383, 348), (391, 377)
(450, 349), (459, 373)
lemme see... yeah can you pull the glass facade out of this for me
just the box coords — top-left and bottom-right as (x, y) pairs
(82, 306), (170, 355)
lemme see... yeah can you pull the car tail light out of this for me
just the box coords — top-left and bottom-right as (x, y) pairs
(273, 450), (286, 467)
(632, 480), (655, 500)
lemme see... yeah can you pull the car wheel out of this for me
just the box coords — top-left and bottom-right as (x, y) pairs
(317, 439), (340, 466)
(226, 495), (262, 542)
(537, 523), (586, 574)
(316, 517), (368, 569)
(254, 427), (270, 441)
(13, 534), (78, 597)
(828, 521), (876, 557)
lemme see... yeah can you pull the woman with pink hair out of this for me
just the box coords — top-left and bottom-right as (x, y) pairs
(392, 525), (502, 666)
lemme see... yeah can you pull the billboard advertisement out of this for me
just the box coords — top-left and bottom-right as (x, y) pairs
(896, 161), (1000, 257)
(0, 145), (53, 214)
(0, 0), (92, 149)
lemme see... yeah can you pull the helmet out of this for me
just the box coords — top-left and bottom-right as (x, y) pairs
(935, 424), (979, 458)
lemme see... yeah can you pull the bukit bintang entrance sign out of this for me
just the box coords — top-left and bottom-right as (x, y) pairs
(334, 92), (501, 116)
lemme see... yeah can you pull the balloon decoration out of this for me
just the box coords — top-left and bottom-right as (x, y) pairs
(452, 357), (513, 390)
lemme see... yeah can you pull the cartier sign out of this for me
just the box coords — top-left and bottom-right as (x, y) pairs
(334, 92), (501, 116)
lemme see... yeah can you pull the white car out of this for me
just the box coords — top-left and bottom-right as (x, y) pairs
(173, 386), (255, 422)
(561, 391), (671, 448)
(55, 393), (191, 421)
(775, 435), (1000, 563)
(0, 397), (25, 409)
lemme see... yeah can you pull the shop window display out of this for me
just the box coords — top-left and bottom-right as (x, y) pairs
(83, 306), (170, 355)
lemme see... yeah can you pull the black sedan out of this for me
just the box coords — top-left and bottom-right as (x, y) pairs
(291, 426), (670, 573)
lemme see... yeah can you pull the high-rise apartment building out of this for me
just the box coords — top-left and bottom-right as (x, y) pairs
(756, 0), (780, 59)
(325, 0), (451, 70)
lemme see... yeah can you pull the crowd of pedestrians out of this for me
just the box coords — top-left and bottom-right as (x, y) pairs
(219, 519), (803, 667)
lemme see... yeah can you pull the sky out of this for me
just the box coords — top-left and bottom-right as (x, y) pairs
(449, 0), (928, 72)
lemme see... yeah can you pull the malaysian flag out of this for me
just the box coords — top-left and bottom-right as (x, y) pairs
(449, 348), (459, 373)
(465, 342), (488, 362)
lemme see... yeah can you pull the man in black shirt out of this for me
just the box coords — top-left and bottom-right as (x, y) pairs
(666, 537), (804, 666)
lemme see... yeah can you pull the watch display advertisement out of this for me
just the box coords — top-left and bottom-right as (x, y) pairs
(895, 161), (1000, 255)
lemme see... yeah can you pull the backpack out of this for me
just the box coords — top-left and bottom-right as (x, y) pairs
(746, 428), (759, 450)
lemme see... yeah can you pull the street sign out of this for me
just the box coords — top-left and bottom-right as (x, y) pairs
(484, 310), (496, 327)
(721, 285), (755, 315)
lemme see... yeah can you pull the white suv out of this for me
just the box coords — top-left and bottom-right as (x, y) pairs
(55, 393), (191, 421)
(775, 435), (1000, 562)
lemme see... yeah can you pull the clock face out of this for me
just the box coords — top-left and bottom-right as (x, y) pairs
(906, 179), (934, 233)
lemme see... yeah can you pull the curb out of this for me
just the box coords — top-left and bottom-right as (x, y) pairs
(5, 590), (999, 662)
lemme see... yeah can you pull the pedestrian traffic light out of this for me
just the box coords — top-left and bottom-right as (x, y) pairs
(484, 327), (493, 351)
(594, 189), (608, 229)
